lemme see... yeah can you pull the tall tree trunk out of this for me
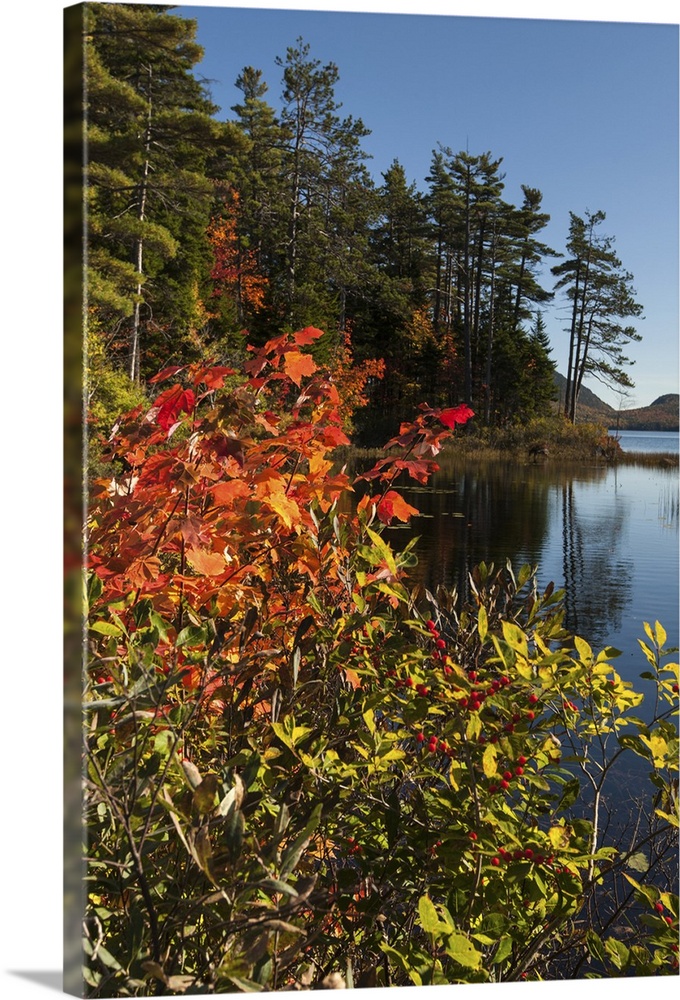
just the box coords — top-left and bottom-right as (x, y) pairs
(569, 252), (592, 422)
(564, 262), (581, 421)
(484, 223), (497, 424)
(462, 164), (472, 403)
(128, 64), (152, 383)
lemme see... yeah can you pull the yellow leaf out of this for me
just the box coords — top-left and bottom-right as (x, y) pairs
(482, 743), (497, 778)
(265, 490), (300, 529)
(548, 824), (572, 849)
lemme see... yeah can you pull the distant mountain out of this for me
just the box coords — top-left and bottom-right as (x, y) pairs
(552, 374), (679, 430)
(612, 394), (679, 431)
(553, 373), (613, 413)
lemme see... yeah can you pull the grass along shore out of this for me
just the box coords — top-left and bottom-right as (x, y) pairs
(347, 415), (678, 468)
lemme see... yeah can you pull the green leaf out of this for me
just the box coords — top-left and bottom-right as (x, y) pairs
(443, 932), (482, 969)
(418, 895), (444, 935)
(192, 774), (219, 814)
(604, 937), (630, 970)
(478, 606), (488, 643)
(87, 572), (103, 607)
(626, 851), (649, 873)
(380, 943), (421, 986)
(492, 934), (513, 965)
(586, 930), (606, 964)
(149, 611), (170, 641)
(256, 878), (299, 898)
(501, 620), (528, 656)
(226, 976), (263, 992)
(90, 620), (122, 637)
(280, 804), (322, 877)
(176, 624), (207, 647)
(558, 778), (580, 810)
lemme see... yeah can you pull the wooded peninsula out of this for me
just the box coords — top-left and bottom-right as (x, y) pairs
(75, 3), (665, 450)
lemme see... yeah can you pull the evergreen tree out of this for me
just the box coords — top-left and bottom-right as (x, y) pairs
(552, 211), (643, 422)
(425, 148), (459, 335)
(84, 2), (234, 380)
(275, 38), (371, 328)
(227, 66), (288, 331)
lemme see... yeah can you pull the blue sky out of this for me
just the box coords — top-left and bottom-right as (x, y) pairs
(175, 1), (679, 409)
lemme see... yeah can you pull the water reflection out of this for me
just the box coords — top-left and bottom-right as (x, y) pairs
(348, 454), (678, 683)
(560, 475), (632, 642)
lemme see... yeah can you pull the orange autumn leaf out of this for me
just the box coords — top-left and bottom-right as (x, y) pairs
(294, 326), (325, 346)
(376, 490), (420, 525)
(284, 351), (317, 386)
(185, 547), (227, 576)
(264, 490), (300, 529)
(211, 479), (251, 506)
(342, 666), (362, 689)
(127, 555), (162, 588)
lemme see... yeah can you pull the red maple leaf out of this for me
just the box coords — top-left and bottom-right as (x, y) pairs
(438, 405), (474, 429)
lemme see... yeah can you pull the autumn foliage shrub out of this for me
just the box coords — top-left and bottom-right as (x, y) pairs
(84, 328), (678, 995)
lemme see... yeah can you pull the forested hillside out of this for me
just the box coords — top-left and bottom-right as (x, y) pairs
(82, 3), (644, 442)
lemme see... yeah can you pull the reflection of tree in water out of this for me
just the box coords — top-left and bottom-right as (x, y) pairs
(394, 459), (554, 602)
(561, 479), (633, 645)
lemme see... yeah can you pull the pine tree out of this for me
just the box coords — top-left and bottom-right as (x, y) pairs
(84, 2), (233, 381)
(275, 38), (371, 328)
(552, 211), (643, 422)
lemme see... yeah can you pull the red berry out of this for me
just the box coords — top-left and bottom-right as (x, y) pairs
(500, 779), (510, 790)
(416, 732), (425, 743)
(526, 711), (535, 721)
(665, 916), (673, 925)
(524, 848), (534, 859)
(517, 756), (527, 765)
(404, 677), (413, 687)
(503, 771), (513, 781)
(513, 850), (523, 861)
(460, 697), (469, 709)
(528, 693), (538, 704)
(426, 620), (436, 631)
(491, 856), (501, 867)
(512, 713), (521, 723)
(504, 723), (514, 733)
(654, 902), (664, 913)
(468, 831), (478, 841)
(673, 684), (679, 692)
(515, 766), (524, 776)
(436, 638), (447, 650)
(468, 671), (477, 681)
(438, 740), (447, 751)
(488, 784), (498, 793)
(490, 734), (499, 744)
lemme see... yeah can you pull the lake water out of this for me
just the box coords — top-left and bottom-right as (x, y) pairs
(379, 454), (679, 698)
(611, 429), (679, 454)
